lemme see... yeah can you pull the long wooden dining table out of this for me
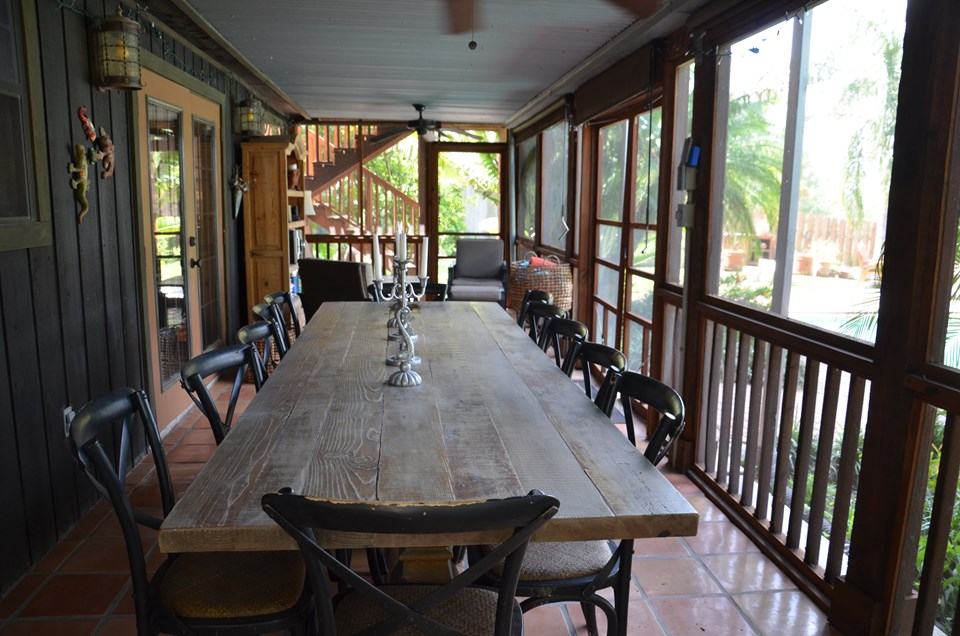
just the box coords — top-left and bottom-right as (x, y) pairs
(159, 301), (698, 557)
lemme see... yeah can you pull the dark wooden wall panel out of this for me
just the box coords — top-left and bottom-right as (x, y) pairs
(0, 250), (58, 559)
(0, 0), (255, 596)
(0, 273), (32, 588)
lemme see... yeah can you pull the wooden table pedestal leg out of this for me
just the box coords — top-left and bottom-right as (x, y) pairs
(390, 546), (457, 584)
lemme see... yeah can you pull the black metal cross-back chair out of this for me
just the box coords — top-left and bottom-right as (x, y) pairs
(238, 320), (276, 382)
(264, 290), (304, 351)
(524, 302), (564, 345)
(537, 317), (588, 376)
(253, 301), (289, 360)
(619, 371), (686, 464)
(516, 288), (554, 328)
(262, 489), (559, 636)
(67, 388), (312, 636)
(180, 343), (263, 445)
(575, 342), (627, 417)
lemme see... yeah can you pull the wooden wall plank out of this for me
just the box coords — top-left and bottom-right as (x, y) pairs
(0, 250), (57, 560)
(0, 265), (32, 593)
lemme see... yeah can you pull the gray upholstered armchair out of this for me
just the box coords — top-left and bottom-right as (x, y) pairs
(447, 238), (508, 306)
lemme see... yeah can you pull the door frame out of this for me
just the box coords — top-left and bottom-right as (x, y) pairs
(131, 53), (232, 429)
(424, 141), (510, 280)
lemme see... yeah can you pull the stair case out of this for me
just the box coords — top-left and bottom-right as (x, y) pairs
(298, 123), (421, 238)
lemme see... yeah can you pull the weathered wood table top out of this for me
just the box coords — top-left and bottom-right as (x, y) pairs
(159, 301), (698, 553)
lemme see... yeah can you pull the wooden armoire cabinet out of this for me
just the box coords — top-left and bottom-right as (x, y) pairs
(241, 138), (306, 318)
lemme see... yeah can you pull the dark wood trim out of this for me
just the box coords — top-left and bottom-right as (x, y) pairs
(512, 100), (567, 144)
(573, 46), (653, 125)
(831, 0), (960, 630)
(676, 44), (719, 473)
(0, 0), (52, 253)
(697, 301), (875, 377)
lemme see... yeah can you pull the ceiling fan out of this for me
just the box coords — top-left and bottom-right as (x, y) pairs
(443, 0), (660, 34)
(368, 104), (481, 143)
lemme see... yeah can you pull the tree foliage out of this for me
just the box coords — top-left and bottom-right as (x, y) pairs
(722, 92), (783, 238)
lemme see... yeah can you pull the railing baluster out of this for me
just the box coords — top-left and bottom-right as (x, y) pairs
(717, 326), (738, 483)
(756, 345), (783, 521)
(772, 351), (801, 534)
(805, 365), (841, 565)
(788, 357), (820, 550)
(915, 410), (960, 636)
(729, 332), (752, 496)
(825, 375), (866, 583)
(743, 339), (768, 508)
(704, 321), (723, 473)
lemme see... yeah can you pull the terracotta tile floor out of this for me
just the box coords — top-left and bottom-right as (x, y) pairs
(0, 377), (839, 635)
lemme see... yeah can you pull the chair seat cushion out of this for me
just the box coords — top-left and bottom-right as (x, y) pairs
(515, 541), (614, 581)
(449, 278), (504, 302)
(157, 551), (305, 619)
(451, 277), (504, 289)
(334, 584), (520, 635)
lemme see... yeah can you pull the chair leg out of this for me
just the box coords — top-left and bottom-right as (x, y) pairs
(582, 601), (600, 636)
(367, 547), (389, 584)
(615, 540), (634, 636)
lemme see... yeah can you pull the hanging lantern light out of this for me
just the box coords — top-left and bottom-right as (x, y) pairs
(92, 6), (143, 91)
(238, 98), (265, 135)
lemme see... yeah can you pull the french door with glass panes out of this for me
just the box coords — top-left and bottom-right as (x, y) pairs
(136, 68), (225, 426)
(591, 107), (662, 374)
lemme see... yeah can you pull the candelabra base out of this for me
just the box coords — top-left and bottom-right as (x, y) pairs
(388, 362), (422, 387)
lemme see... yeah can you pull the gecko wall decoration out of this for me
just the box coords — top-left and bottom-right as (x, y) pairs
(68, 144), (91, 224)
(68, 106), (117, 224)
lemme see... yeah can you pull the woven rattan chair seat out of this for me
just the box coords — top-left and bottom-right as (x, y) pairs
(334, 584), (520, 635)
(159, 551), (306, 619)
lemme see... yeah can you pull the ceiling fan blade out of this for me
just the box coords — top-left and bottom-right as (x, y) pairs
(605, 0), (659, 18)
(444, 0), (481, 34)
(439, 127), (482, 140)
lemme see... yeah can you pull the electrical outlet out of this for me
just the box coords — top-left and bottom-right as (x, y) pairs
(62, 406), (75, 438)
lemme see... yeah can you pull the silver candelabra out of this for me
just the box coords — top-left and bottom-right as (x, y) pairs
(371, 257), (426, 386)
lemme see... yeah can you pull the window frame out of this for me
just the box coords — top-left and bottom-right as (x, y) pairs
(513, 105), (572, 260)
(0, 0), (51, 252)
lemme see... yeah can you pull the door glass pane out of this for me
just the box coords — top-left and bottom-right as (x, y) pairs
(605, 309), (617, 348)
(598, 120), (628, 221)
(596, 264), (620, 305)
(516, 137), (536, 240)
(634, 107), (661, 224)
(629, 274), (654, 321)
(632, 228), (656, 273)
(597, 224), (621, 263)
(193, 118), (221, 351)
(625, 319), (650, 373)
(541, 122), (568, 249)
(147, 100), (187, 388)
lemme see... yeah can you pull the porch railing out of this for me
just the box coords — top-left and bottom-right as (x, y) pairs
(905, 387), (960, 635)
(304, 234), (427, 277)
(693, 304), (872, 603)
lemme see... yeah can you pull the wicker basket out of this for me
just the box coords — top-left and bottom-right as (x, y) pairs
(508, 254), (573, 312)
